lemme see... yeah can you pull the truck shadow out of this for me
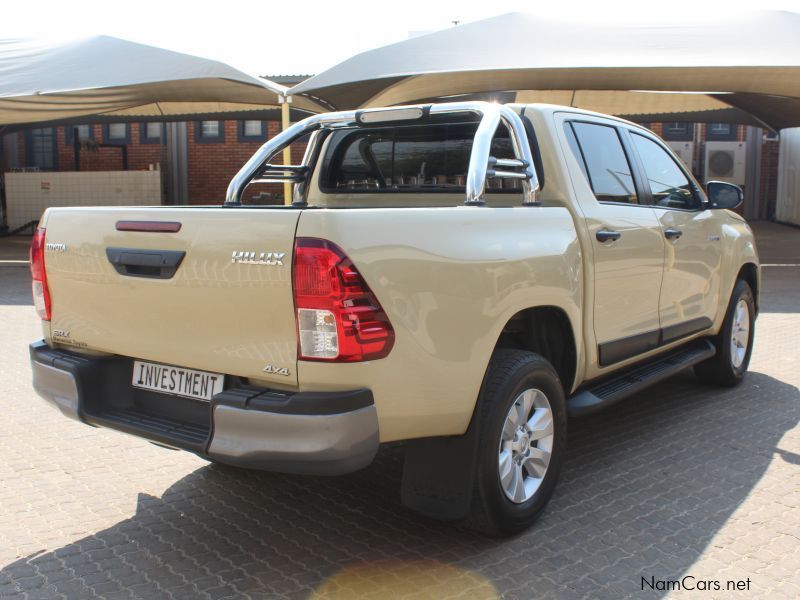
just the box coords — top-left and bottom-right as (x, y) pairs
(0, 266), (33, 306)
(2, 371), (798, 599)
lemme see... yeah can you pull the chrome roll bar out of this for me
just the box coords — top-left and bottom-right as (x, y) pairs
(224, 101), (540, 206)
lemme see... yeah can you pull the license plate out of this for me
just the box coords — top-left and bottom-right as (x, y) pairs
(132, 360), (224, 402)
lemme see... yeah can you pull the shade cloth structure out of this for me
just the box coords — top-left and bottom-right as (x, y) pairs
(290, 11), (800, 130)
(0, 36), (325, 126)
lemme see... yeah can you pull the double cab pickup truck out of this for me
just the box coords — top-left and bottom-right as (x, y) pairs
(30, 102), (759, 534)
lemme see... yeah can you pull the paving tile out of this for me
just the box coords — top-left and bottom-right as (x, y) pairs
(0, 222), (798, 598)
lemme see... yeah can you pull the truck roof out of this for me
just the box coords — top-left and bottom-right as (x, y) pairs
(509, 102), (647, 131)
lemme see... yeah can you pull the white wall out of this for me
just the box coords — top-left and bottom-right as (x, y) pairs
(4, 170), (162, 230)
(776, 128), (800, 226)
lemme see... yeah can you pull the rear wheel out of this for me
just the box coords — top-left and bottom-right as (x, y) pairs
(466, 349), (567, 535)
(695, 279), (755, 387)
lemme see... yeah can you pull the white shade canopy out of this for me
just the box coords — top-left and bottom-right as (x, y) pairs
(0, 36), (325, 126)
(290, 11), (800, 129)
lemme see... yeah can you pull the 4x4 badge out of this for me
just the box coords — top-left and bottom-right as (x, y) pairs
(263, 364), (290, 376)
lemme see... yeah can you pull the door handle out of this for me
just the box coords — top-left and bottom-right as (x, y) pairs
(664, 228), (683, 241)
(106, 247), (186, 279)
(596, 229), (621, 242)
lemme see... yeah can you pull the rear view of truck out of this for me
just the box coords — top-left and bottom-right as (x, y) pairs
(30, 101), (589, 535)
(29, 202), (395, 474)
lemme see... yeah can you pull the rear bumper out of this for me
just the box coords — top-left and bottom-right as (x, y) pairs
(29, 340), (378, 475)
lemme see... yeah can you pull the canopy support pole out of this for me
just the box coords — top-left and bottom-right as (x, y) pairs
(280, 95), (292, 205)
(744, 126), (763, 220)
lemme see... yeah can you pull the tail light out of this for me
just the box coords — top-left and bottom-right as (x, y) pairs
(293, 238), (394, 362)
(30, 227), (51, 321)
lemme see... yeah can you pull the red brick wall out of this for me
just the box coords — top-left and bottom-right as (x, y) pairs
(186, 121), (307, 205)
(14, 124), (163, 172)
(59, 124), (164, 172)
(14, 119), (309, 206)
(15, 119), (773, 209)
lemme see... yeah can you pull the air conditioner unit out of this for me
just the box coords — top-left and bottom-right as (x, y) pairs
(666, 141), (694, 171)
(704, 141), (746, 186)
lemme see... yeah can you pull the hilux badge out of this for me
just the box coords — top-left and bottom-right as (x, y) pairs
(231, 251), (285, 266)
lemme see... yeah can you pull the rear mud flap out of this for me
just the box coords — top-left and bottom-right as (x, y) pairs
(401, 424), (479, 521)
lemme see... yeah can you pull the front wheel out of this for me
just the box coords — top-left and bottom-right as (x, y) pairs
(466, 349), (567, 535)
(695, 279), (755, 387)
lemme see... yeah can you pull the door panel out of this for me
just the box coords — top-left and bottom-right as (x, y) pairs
(588, 207), (665, 363)
(653, 208), (723, 329)
(628, 132), (723, 331)
(560, 118), (665, 367)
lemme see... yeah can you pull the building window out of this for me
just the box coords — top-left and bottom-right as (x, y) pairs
(25, 127), (58, 170)
(64, 124), (93, 145)
(195, 120), (225, 143)
(661, 122), (694, 142)
(140, 122), (164, 144)
(238, 120), (267, 141)
(103, 123), (130, 144)
(706, 122), (738, 141)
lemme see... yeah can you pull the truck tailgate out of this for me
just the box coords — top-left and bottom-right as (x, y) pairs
(41, 207), (300, 387)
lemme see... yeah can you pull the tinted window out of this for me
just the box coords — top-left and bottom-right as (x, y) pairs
(145, 122), (162, 139)
(28, 128), (57, 170)
(569, 122), (638, 204)
(563, 123), (589, 181)
(631, 133), (698, 210)
(65, 124), (92, 143)
(108, 123), (127, 140)
(243, 120), (262, 137)
(322, 122), (520, 193)
(661, 122), (694, 142)
(201, 121), (220, 137)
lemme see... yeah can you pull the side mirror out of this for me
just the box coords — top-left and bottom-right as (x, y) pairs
(706, 180), (743, 210)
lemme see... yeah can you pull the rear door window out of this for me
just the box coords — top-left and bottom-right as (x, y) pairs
(566, 122), (639, 204)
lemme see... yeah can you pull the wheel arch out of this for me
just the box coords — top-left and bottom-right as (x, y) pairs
(492, 305), (578, 394)
(737, 262), (760, 315)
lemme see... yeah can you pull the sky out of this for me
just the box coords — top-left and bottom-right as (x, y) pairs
(2, 0), (799, 79)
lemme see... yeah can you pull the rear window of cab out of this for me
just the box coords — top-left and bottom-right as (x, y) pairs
(319, 122), (520, 194)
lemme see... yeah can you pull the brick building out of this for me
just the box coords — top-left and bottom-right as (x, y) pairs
(645, 121), (781, 219)
(0, 108), (783, 224)
(1, 117), (307, 203)
(0, 75), (313, 228)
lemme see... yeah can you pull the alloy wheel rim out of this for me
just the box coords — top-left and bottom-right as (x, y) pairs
(730, 299), (750, 369)
(498, 388), (555, 504)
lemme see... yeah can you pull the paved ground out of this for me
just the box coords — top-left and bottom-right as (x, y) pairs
(0, 222), (798, 599)
(0, 236), (30, 264)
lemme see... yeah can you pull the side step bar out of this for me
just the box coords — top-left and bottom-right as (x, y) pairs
(568, 340), (716, 417)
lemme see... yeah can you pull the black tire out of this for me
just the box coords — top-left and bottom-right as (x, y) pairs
(694, 279), (755, 387)
(466, 349), (567, 536)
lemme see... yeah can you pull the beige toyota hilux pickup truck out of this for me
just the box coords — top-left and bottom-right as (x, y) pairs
(30, 102), (759, 535)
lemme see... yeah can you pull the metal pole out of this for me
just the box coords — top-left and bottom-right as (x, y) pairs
(280, 95), (292, 204)
(225, 101), (540, 207)
(744, 126), (762, 220)
(166, 122), (189, 205)
(72, 127), (80, 171)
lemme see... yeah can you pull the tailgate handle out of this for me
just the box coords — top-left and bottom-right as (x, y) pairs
(106, 247), (185, 279)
